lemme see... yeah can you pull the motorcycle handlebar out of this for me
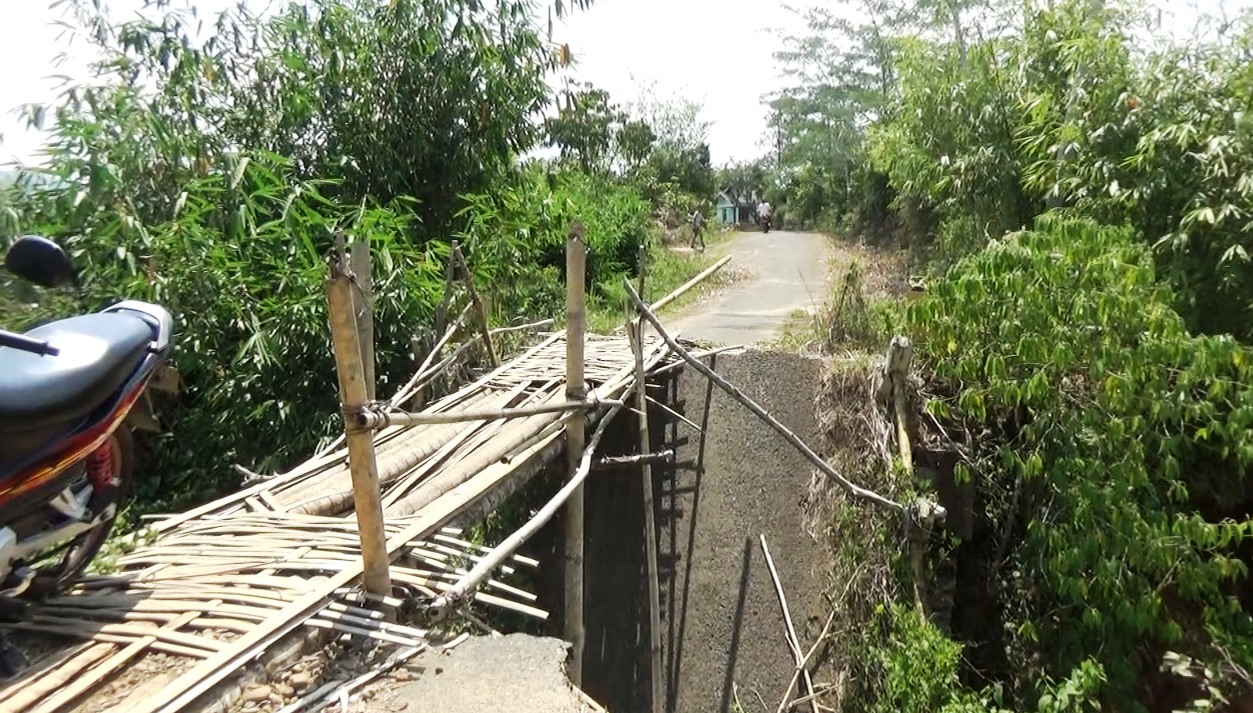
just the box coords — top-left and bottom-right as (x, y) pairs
(0, 330), (59, 356)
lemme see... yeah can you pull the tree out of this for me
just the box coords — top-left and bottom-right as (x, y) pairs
(544, 81), (627, 174)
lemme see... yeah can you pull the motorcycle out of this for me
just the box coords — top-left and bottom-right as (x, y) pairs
(0, 235), (174, 603)
(762, 215), (772, 233)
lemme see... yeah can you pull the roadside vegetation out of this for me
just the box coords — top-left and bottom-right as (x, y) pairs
(0, 0), (720, 515)
(759, 0), (1253, 709)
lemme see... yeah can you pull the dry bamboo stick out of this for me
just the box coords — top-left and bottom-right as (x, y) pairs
(776, 611), (835, 713)
(452, 244), (498, 367)
(625, 281), (903, 513)
(355, 397), (622, 429)
(760, 535), (820, 713)
(593, 449), (674, 468)
(565, 223), (588, 687)
(425, 405), (624, 619)
(326, 242), (392, 605)
(391, 301), (474, 408)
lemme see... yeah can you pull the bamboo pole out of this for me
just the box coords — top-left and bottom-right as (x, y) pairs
(350, 237), (375, 401)
(565, 221), (588, 686)
(631, 285), (664, 713)
(326, 240), (392, 609)
(352, 398), (622, 429)
(427, 403), (623, 619)
(631, 244), (664, 713)
(624, 281), (903, 513)
(646, 254), (731, 315)
(452, 244), (498, 367)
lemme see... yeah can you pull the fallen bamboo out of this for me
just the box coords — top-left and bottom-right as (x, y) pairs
(642, 254), (732, 317)
(426, 403), (624, 619)
(625, 281), (903, 513)
(353, 398), (622, 429)
(326, 242), (392, 606)
(760, 535), (820, 713)
(776, 610), (836, 713)
(565, 222), (588, 687)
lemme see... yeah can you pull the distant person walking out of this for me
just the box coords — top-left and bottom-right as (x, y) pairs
(690, 208), (706, 251)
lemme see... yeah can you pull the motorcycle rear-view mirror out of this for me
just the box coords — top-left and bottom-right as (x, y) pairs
(4, 235), (78, 289)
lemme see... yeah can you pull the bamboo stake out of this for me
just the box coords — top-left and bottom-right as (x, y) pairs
(565, 221), (588, 686)
(630, 251), (664, 713)
(884, 336), (929, 623)
(452, 244), (498, 367)
(352, 398), (622, 429)
(760, 535), (819, 713)
(350, 237), (375, 401)
(326, 239), (392, 609)
(426, 404), (623, 618)
(624, 281), (903, 513)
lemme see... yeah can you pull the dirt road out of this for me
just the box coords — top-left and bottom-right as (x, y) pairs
(669, 229), (832, 345)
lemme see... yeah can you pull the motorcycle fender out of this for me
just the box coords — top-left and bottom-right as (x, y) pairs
(125, 391), (162, 433)
(126, 365), (180, 434)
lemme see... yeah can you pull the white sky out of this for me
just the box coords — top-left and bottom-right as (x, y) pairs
(0, 0), (1248, 168)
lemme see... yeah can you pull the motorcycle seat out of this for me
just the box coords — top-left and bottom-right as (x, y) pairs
(0, 313), (154, 431)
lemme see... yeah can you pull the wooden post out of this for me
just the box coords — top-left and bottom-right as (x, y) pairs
(881, 335), (928, 622)
(350, 237), (375, 401)
(631, 243), (664, 713)
(452, 244), (498, 368)
(326, 238), (392, 610)
(564, 222), (587, 686)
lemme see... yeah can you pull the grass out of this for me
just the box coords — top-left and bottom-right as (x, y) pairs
(767, 308), (822, 352)
(586, 226), (738, 334)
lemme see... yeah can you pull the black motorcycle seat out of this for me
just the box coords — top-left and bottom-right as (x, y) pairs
(0, 313), (154, 431)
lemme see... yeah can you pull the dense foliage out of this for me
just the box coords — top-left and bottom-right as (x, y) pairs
(911, 217), (1253, 710)
(771, 0), (1253, 339)
(0, 0), (712, 512)
(769, 0), (1253, 709)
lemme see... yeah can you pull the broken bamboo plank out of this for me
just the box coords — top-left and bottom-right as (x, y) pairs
(426, 403), (625, 619)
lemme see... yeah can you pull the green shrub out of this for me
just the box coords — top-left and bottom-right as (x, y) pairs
(908, 215), (1253, 709)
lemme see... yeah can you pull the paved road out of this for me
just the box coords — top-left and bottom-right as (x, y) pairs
(668, 230), (832, 346)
